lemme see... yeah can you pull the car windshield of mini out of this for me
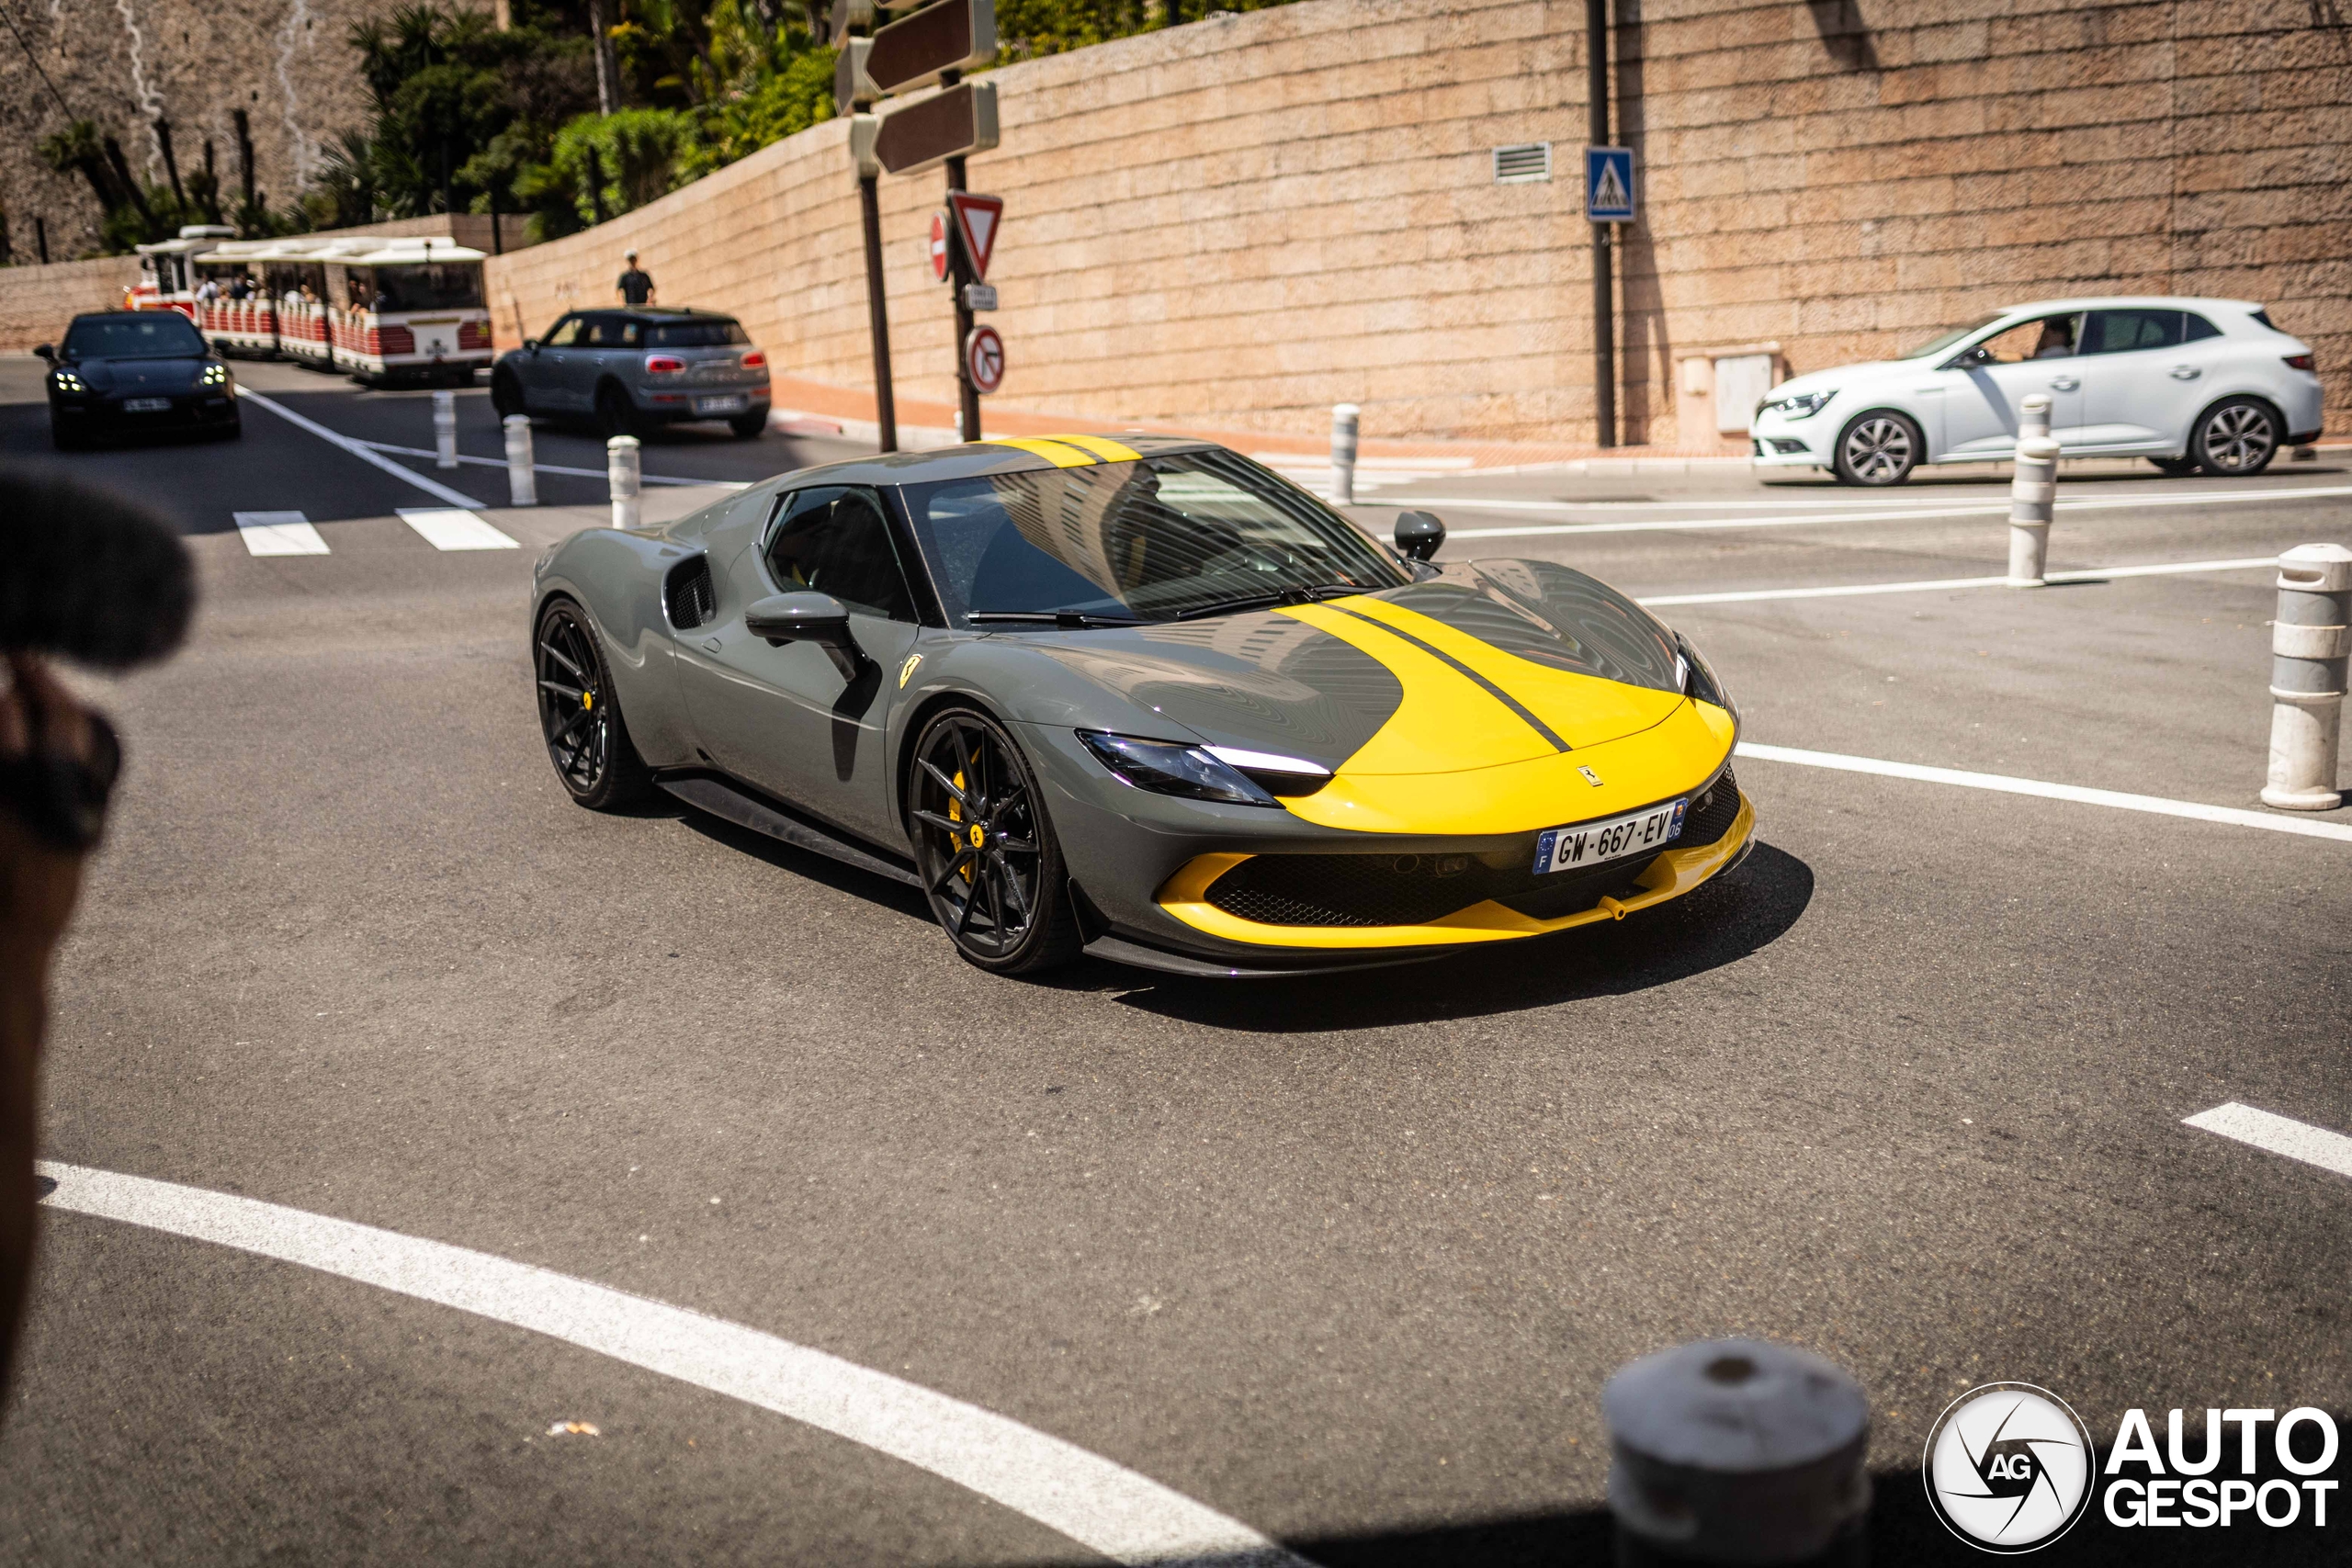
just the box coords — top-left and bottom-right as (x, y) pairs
(646, 319), (748, 347)
(1898, 313), (2005, 360)
(63, 315), (206, 360)
(902, 451), (1410, 626)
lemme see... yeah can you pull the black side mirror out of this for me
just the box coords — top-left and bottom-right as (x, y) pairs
(525, 339), (540, 352)
(1955, 345), (1993, 369)
(744, 592), (863, 679)
(1395, 510), (1445, 562)
(33, 344), (53, 362)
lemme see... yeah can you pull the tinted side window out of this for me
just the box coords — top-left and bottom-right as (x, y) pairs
(544, 315), (585, 346)
(765, 487), (916, 622)
(586, 314), (642, 348)
(2086, 310), (2184, 355)
(1969, 313), (2082, 363)
(2182, 312), (2222, 343)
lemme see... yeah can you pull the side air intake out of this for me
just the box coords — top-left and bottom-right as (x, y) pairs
(664, 556), (716, 629)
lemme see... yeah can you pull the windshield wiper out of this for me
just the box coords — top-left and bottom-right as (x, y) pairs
(967, 610), (1146, 629)
(1171, 584), (1364, 621)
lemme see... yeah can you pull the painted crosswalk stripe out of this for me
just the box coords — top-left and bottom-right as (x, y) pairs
(2183, 1103), (2352, 1182)
(398, 507), (520, 551)
(231, 510), (331, 557)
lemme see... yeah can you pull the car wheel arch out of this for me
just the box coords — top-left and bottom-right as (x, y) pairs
(891, 686), (1012, 831)
(1832, 406), (1926, 483)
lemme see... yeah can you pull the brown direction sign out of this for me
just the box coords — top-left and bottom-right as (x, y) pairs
(867, 0), (996, 98)
(873, 80), (1000, 176)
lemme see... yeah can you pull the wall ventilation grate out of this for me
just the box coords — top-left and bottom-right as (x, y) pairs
(1493, 143), (1553, 184)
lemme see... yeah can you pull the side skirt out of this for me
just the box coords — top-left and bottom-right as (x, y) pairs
(655, 772), (922, 888)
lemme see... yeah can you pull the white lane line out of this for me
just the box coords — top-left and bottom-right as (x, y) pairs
(353, 438), (750, 490)
(1734, 742), (2352, 843)
(1427, 486), (2352, 513)
(231, 510), (331, 557)
(1443, 484), (2352, 538)
(398, 507), (521, 552)
(35, 1161), (1314, 1568)
(240, 389), (487, 509)
(2184, 1104), (2352, 1182)
(1638, 556), (2279, 607)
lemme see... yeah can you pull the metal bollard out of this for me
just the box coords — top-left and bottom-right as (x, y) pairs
(607, 434), (642, 530)
(1605, 1339), (1871, 1566)
(2018, 391), (2052, 443)
(503, 414), (537, 507)
(2007, 434), (2058, 586)
(1330, 403), (1361, 506)
(432, 388), (458, 469)
(2260, 542), (2352, 810)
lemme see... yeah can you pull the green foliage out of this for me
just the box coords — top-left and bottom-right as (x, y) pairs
(531, 107), (699, 231)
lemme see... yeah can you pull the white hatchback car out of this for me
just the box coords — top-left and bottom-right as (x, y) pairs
(1749, 297), (2323, 485)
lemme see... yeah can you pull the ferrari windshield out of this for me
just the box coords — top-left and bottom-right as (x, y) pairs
(903, 451), (1410, 626)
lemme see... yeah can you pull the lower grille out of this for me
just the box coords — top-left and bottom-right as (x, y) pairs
(1202, 770), (1744, 929)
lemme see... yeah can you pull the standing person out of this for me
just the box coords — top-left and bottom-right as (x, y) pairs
(615, 249), (655, 306)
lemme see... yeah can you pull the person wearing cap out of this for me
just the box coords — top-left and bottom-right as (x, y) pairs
(616, 251), (655, 306)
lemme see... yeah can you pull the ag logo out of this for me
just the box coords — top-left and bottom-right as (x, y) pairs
(1923, 1383), (2095, 1552)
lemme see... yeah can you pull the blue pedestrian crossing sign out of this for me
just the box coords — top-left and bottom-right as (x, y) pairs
(1586, 146), (1636, 223)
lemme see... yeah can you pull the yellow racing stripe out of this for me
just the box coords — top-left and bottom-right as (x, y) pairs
(1277, 602), (1557, 776)
(1043, 434), (1143, 462)
(984, 437), (1101, 468)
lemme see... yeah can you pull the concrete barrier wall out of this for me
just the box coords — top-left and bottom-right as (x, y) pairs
(0, 256), (145, 353)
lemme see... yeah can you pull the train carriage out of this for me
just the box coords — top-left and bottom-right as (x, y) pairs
(320, 239), (492, 386)
(265, 238), (368, 369)
(191, 239), (280, 356)
(130, 226), (235, 318)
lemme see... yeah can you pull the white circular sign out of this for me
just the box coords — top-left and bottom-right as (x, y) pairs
(1922, 1383), (2095, 1553)
(927, 212), (950, 284)
(965, 325), (1005, 396)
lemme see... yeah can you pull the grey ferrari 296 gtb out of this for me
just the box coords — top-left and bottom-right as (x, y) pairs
(529, 434), (1753, 977)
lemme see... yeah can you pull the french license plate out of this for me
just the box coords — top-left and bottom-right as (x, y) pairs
(693, 394), (746, 415)
(1532, 799), (1687, 874)
(122, 398), (171, 412)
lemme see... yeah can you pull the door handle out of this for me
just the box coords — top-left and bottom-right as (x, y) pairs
(2170, 366), (2200, 379)
(2049, 376), (2079, 391)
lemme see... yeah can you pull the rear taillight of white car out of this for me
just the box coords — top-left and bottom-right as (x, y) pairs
(2285, 354), (2315, 371)
(644, 355), (686, 374)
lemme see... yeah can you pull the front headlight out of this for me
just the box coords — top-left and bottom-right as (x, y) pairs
(1676, 632), (1737, 721)
(1758, 389), (1835, 421)
(51, 371), (87, 393)
(1079, 731), (1309, 807)
(199, 363), (230, 386)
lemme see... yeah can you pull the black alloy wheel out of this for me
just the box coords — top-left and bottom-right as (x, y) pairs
(534, 599), (650, 809)
(1833, 411), (1922, 485)
(595, 382), (640, 439)
(2190, 397), (2281, 476)
(906, 708), (1082, 974)
(491, 369), (525, 419)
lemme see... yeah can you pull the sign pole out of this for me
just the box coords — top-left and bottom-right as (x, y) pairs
(942, 70), (982, 443)
(859, 168), (899, 453)
(1587, 0), (1615, 450)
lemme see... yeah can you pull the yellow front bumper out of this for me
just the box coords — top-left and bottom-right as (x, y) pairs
(1155, 792), (1756, 951)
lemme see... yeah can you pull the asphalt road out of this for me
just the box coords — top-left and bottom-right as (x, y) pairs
(2, 359), (2348, 1565)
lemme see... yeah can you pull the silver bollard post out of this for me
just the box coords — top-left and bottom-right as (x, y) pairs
(2260, 542), (2351, 810)
(2018, 390), (2052, 443)
(503, 414), (537, 507)
(1330, 403), (1360, 506)
(607, 434), (642, 530)
(2007, 434), (2058, 586)
(432, 388), (458, 469)
(1605, 1339), (1871, 1566)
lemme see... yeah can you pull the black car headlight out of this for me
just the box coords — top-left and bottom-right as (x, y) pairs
(1675, 632), (1736, 720)
(51, 371), (87, 394)
(199, 363), (230, 387)
(1758, 389), (1834, 421)
(1079, 731), (1323, 807)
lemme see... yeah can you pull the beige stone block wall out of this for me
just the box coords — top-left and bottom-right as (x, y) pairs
(0, 257), (145, 354)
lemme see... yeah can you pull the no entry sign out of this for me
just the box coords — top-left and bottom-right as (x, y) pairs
(965, 325), (1004, 395)
(928, 211), (951, 282)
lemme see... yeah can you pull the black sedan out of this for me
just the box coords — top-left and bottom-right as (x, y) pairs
(39, 311), (242, 451)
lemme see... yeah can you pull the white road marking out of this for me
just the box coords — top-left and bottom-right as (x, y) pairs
(240, 389), (487, 509)
(1734, 743), (2352, 843)
(231, 510), (331, 557)
(1440, 484), (2352, 538)
(35, 1161), (1314, 1568)
(2183, 1104), (2352, 1182)
(353, 438), (749, 490)
(1433, 486), (2352, 513)
(1639, 556), (2280, 607)
(398, 508), (521, 552)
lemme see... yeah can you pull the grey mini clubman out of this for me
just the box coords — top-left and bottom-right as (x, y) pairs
(492, 307), (772, 439)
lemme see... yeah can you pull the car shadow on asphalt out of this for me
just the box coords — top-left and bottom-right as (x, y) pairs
(671, 804), (935, 923)
(1093, 841), (1815, 1030)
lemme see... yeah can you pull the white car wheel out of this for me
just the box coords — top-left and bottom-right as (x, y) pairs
(1835, 412), (1921, 486)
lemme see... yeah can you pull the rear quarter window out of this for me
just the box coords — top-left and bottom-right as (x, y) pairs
(2182, 313), (2222, 343)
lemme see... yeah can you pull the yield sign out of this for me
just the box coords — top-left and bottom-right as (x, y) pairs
(947, 192), (1003, 281)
